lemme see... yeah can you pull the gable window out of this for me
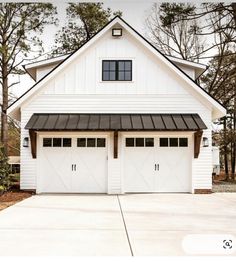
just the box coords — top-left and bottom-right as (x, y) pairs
(102, 60), (132, 81)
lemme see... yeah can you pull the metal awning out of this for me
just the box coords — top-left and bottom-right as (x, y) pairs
(25, 113), (207, 131)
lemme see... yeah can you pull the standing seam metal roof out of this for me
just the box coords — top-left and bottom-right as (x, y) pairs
(25, 113), (207, 131)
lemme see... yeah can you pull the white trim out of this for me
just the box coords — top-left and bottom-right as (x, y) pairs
(166, 55), (207, 70)
(24, 55), (69, 70)
(8, 17), (226, 120)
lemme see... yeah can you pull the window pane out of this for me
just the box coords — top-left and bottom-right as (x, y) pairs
(136, 138), (144, 147)
(103, 61), (109, 70)
(110, 71), (116, 81)
(110, 61), (116, 70)
(118, 71), (125, 80)
(160, 138), (168, 147)
(87, 138), (96, 147)
(43, 138), (52, 147)
(125, 71), (131, 81)
(77, 138), (86, 147)
(118, 61), (125, 70)
(63, 138), (71, 147)
(126, 138), (134, 147)
(145, 138), (154, 147)
(102, 60), (132, 82)
(125, 61), (131, 70)
(179, 138), (188, 147)
(97, 138), (106, 147)
(103, 71), (109, 81)
(170, 138), (178, 147)
(53, 138), (62, 147)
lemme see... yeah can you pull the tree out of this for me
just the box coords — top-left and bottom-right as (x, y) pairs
(8, 118), (20, 156)
(146, 3), (236, 61)
(0, 144), (10, 193)
(52, 3), (121, 55)
(145, 3), (204, 61)
(201, 52), (236, 180)
(0, 3), (57, 155)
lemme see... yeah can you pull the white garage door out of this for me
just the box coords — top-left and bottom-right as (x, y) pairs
(38, 136), (107, 193)
(124, 136), (191, 193)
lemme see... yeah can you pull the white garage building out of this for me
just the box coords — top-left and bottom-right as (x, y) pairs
(8, 16), (226, 194)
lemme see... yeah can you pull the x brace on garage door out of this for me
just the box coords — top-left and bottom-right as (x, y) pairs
(25, 113), (207, 159)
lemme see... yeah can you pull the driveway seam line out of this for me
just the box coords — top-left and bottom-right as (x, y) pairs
(117, 195), (134, 256)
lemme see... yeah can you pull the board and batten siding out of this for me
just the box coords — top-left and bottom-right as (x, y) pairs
(20, 94), (212, 192)
(20, 26), (213, 192)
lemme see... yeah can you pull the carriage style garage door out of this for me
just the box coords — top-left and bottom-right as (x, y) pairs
(124, 136), (192, 193)
(38, 136), (108, 193)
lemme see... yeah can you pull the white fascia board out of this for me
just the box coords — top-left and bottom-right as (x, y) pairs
(24, 54), (69, 70)
(8, 18), (119, 115)
(166, 55), (207, 70)
(167, 56), (207, 79)
(118, 20), (226, 119)
(24, 55), (69, 81)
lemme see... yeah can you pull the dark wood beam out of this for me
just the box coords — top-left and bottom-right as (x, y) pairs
(114, 131), (118, 159)
(29, 129), (37, 159)
(194, 130), (203, 158)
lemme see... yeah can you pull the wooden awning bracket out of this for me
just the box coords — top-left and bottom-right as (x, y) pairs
(114, 131), (118, 159)
(29, 129), (37, 159)
(194, 130), (203, 158)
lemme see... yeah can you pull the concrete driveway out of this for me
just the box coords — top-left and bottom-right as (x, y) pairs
(0, 193), (235, 256)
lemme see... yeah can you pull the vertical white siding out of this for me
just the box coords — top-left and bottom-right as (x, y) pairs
(36, 66), (54, 81)
(20, 25), (213, 192)
(21, 94), (212, 191)
(177, 64), (195, 79)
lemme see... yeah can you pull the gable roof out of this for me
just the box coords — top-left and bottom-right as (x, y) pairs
(8, 16), (226, 120)
(23, 54), (69, 81)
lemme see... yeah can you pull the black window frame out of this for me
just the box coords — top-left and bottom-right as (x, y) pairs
(125, 137), (154, 147)
(169, 138), (178, 147)
(52, 138), (62, 147)
(102, 60), (132, 81)
(63, 138), (72, 147)
(145, 138), (154, 147)
(43, 138), (52, 147)
(179, 138), (188, 147)
(77, 138), (86, 147)
(160, 138), (169, 147)
(97, 138), (106, 148)
(126, 138), (135, 147)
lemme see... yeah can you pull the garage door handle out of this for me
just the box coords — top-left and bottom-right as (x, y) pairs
(72, 164), (76, 171)
(155, 164), (159, 171)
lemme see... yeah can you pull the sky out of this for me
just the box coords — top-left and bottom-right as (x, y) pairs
(11, 1), (154, 97)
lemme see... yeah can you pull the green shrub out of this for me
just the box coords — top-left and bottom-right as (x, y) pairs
(0, 145), (11, 193)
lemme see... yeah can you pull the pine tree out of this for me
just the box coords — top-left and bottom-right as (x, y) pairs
(52, 3), (121, 55)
